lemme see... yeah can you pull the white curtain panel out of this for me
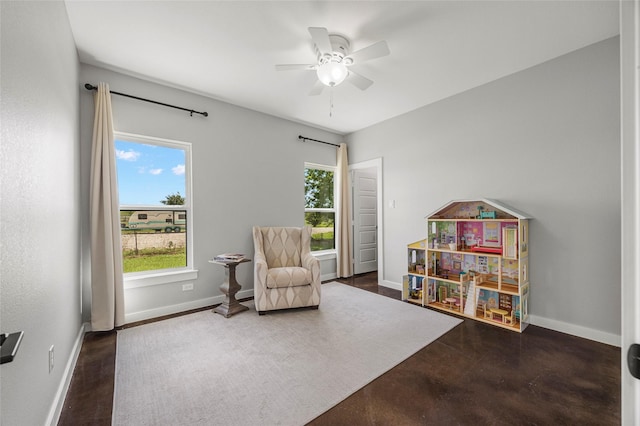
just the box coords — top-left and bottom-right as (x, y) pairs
(89, 82), (125, 330)
(336, 143), (353, 277)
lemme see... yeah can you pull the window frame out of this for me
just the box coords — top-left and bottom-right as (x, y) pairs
(115, 131), (197, 288)
(304, 162), (337, 255)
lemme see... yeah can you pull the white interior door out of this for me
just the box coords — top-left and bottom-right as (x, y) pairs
(352, 167), (377, 274)
(621, 1), (640, 423)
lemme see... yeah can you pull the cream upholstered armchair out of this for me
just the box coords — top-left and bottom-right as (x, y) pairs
(252, 226), (321, 314)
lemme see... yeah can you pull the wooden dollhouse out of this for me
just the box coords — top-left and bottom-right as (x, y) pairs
(408, 199), (531, 332)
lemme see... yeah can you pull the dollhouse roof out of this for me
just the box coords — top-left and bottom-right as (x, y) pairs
(425, 199), (532, 220)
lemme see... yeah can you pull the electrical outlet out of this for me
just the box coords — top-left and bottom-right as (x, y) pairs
(182, 283), (194, 291)
(49, 345), (54, 373)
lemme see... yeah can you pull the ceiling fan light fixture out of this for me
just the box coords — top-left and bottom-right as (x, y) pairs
(316, 61), (348, 87)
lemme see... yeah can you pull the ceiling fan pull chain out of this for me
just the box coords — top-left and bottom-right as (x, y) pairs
(329, 89), (334, 117)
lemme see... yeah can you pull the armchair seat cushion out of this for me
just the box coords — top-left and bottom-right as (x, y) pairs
(266, 266), (312, 289)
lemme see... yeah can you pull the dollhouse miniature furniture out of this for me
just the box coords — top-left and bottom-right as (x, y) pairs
(489, 307), (509, 321)
(445, 297), (457, 309)
(252, 226), (321, 315)
(438, 287), (447, 304)
(504, 310), (516, 325)
(483, 304), (492, 319)
(424, 199), (531, 333)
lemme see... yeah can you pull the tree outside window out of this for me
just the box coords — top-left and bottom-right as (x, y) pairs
(304, 165), (335, 251)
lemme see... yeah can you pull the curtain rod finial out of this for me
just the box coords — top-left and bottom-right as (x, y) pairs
(84, 83), (96, 91)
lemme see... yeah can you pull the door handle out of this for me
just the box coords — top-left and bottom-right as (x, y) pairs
(629, 343), (640, 379)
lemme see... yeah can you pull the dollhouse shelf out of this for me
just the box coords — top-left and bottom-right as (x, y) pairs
(428, 247), (503, 257)
(406, 297), (422, 306)
(423, 199), (532, 333)
(428, 275), (464, 284)
(470, 245), (503, 254)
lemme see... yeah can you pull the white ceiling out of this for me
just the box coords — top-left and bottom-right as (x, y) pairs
(64, 1), (619, 135)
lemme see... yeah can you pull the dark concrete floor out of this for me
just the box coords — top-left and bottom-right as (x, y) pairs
(58, 272), (620, 425)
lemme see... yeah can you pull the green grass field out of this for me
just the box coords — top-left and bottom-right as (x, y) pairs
(310, 231), (334, 251)
(122, 247), (186, 273)
(122, 231), (332, 272)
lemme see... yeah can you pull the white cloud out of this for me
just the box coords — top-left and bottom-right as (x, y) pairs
(149, 168), (163, 175)
(116, 149), (140, 161)
(172, 164), (185, 175)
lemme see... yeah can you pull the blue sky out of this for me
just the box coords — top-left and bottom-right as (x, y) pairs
(115, 139), (186, 206)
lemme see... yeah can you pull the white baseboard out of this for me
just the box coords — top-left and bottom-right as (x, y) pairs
(236, 289), (253, 300)
(124, 289), (255, 324)
(321, 273), (337, 282)
(374, 281), (620, 347)
(528, 315), (621, 347)
(46, 322), (87, 426)
(380, 279), (402, 291)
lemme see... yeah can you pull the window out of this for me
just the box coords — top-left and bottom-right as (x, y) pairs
(304, 163), (336, 252)
(115, 132), (193, 278)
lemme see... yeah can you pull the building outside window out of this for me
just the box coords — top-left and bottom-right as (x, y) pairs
(115, 132), (193, 275)
(304, 163), (336, 252)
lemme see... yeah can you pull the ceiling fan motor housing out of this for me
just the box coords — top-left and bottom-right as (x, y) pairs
(316, 34), (352, 65)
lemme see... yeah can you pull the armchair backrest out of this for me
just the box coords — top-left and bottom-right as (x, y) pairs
(253, 226), (312, 268)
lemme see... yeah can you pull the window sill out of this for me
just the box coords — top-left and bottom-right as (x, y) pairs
(312, 250), (337, 261)
(124, 269), (199, 289)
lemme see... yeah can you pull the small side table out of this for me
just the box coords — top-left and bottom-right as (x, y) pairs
(209, 258), (251, 318)
(445, 297), (457, 310)
(490, 307), (508, 322)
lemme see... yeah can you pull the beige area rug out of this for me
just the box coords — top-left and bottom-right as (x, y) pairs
(113, 282), (462, 425)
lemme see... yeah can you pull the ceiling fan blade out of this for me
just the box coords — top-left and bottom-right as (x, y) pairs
(345, 71), (374, 91)
(275, 64), (316, 71)
(308, 27), (332, 56)
(308, 80), (325, 96)
(346, 40), (390, 64)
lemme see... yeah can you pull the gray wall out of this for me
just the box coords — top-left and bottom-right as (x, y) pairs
(347, 37), (621, 343)
(0, 2), (82, 424)
(79, 65), (341, 323)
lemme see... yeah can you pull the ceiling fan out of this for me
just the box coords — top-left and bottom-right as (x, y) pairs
(276, 27), (390, 95)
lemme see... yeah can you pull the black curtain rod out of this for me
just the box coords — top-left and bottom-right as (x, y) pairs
(84, 83), (208, 117)
(298, 135), (340, 148)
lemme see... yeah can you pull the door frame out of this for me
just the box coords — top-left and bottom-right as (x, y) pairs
(349, 158), (383, 285)
(620, 0), (639, 422)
